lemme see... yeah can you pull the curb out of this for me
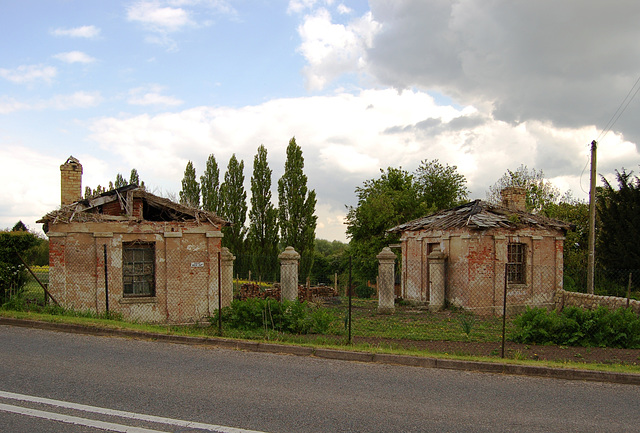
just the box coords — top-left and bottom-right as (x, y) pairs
(2, 317), (639, 386)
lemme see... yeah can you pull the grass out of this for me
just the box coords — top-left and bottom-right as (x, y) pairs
(1, 307), (638, 374)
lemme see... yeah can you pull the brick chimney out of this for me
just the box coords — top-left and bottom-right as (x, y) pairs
(60, 156), (83, 205)
(500, 187), (526, 212)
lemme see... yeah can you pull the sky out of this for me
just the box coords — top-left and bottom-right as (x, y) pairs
(2, 0), (640, 242)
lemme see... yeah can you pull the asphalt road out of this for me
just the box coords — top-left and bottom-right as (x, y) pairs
(0, 325), (639, 433)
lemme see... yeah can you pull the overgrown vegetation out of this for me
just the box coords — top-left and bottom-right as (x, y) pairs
(217, 298), (333, 335)
(511, 306), (640, 349)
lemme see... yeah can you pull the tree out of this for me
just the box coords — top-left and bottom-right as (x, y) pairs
(114, 173), (127, 189)
(487, 165), (560, 213)
(247, 145), (279, 281)
(220, 154), (247, 263)
(544, 193), (589, 291)
(597, 169), (640, 274)
(200, 154), (221, 215)
(179, 160), (200, 208)
(277, 137), (317, 279)
(129, 168), (140, 186)
(0, 228), (39, 303)
(414, 159), (469, 211)
(346, 167), (428, 282)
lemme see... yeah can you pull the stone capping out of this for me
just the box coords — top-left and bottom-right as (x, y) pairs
(47, 232), (67, 237)
(93, 232), (114, 238)
(164, 232), (183, 238)
(119, 297), (158, 305)
(205, 232), (223, 238)
(556, 289), (640, 314)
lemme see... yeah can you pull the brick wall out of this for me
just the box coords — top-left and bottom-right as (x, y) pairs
(60, 160), (83, 205)
(556, 290), (640, 314)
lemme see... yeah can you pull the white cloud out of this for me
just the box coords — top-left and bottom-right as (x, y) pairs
(51, 25), (101, 38)
(47, 91), (102, 110)
(128, 85), (184, 106)
(297, 8), (380, 90)
(53, 51), (97, 64)
(337, 4), (352, 15)
(127, 0), (194, 33)
(0, 97), (30, 114)
(0, 64), (56, 84)
(82, 88), (640, 241)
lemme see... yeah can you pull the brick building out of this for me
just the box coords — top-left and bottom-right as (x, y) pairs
(37, 157), (230, 323)
(388, 188), (571, 314)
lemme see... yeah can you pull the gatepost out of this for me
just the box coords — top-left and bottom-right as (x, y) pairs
(221, 247), (235, 308)
(377, 247), (396, 313)
(279, 246), (300, 301)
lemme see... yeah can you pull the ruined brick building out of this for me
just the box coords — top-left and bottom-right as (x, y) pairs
(389, 188), (571, 314)
(37, 157), (231, 323)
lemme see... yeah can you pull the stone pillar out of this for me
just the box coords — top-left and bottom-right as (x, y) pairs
(220, 247), (235, 308)
(428, 247), (447, 312)
(377, 247), (396, 313)
(60, 156), (83, 205)
(279, 246), (300, 301)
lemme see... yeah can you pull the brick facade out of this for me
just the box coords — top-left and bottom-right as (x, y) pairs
(47, 220), (225, 323)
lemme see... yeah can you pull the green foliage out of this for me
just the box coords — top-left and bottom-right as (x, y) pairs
(487, 164), (560, 213)
(511, 306), (640, 349)
(597, 169), (640, 276)
(200, 154), (221, 215)
(0, 230), (39, 303)
(278, 137), (317, 278)
(114, 173), (127, 188)
(414, 159), (469, 210)
(247, 145), (279, 281)
(346, 167), (424, 282)
(220, 298), (332, 334)
(354, 283), (375, 299)
(129, 168), (140, 186)
(544, 197), (589, 287)
(221, 154), (248, 267)
(179, 160), (201, 208)
(309, 239), (348, 285)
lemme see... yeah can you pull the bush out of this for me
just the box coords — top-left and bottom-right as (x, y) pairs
(218, 298), (334, 334)
(355, 283), (375, 299)
(511, 306), (640, 349)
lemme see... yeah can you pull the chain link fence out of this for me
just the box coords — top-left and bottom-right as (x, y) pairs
(3, 249), (640, 363)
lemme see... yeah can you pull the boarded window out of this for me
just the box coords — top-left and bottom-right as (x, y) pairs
(507, 243), (526, 285)
(123, 242), (155, 297)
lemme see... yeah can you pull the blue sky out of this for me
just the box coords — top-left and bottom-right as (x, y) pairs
(2, 0), (640, 242)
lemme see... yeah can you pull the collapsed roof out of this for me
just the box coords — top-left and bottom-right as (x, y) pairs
(38, 184), (229, 232)
(388, 199), (571, 234)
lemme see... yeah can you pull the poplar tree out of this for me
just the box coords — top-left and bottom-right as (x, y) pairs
(247, 145), (279, 281)
(129, 168), (140, 186)
(200, 154), (221, 215)
(179, 160), (200, 208)
(220, 154), (247, 261)
(277, 137), (317, 278)
(114, 173), (127, 189)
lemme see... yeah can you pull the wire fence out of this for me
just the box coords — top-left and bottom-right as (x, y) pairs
(3, 250), (640, 363)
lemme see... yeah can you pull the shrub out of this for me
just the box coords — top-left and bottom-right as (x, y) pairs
(218, 298), (334, 334)
(511, 306), (640, 349)
(355, 283), (375, 299)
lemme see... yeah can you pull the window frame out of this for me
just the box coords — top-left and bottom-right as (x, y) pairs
(507, 242), (526, 285)
(122, 241), (156, 297)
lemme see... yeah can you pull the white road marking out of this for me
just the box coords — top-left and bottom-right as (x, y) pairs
(0, 402), (169, 433)
(0, 390), (267, 433)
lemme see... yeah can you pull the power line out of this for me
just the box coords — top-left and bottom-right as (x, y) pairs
(596, 73), (640, 143)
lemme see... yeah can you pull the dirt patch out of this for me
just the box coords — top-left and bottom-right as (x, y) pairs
(353, 336), (640, 366)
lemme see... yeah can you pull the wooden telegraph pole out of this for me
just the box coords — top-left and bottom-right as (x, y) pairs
(587, 140), (597, 294)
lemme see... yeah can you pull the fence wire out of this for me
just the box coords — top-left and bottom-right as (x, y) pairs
(3, 251), (640, 364)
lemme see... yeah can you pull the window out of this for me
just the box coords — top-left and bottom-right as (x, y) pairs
(122, 242), (155, 297)
(507, 243), (526, 285)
